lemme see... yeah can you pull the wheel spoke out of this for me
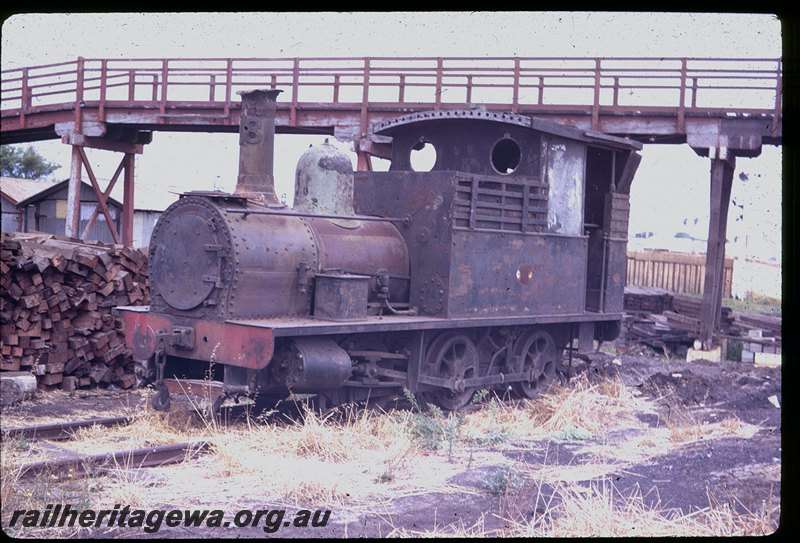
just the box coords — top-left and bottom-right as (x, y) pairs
(424, 332), (478, 410)
(512, 330), (558, 399)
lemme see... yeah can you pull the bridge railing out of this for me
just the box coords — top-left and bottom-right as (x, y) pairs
(1, 57), (783, 130)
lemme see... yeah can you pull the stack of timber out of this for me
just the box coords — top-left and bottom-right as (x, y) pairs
(623, 285), (781, 362)
(734, 313), (782, 364)
(624, 286), (736, 348)
(623, 286), (674, 314)
(1, 232), (149, 390)
(623, 287), (687, 348)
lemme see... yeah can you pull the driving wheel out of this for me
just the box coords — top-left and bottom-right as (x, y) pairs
(425, 332), (478, 410)
(511, 329), (558, 399)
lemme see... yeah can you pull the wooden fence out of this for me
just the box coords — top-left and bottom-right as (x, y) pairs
(626, 250), (733, 298)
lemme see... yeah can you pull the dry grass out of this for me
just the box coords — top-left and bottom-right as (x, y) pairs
(496, 478), (779, 537)
(385, 514), (491, 537)
(458, 373), (646, 448)
(534, 373), (642, 435)
(0, 370), (780, 537)
(199, 404), (419, 505)
(383, 475), (779, 537)
(87, 401), (441, 511)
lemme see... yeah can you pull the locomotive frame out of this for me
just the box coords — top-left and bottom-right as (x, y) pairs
(118, 89), (642, 412)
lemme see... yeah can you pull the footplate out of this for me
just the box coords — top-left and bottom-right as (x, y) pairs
(121, 308), (275, 370)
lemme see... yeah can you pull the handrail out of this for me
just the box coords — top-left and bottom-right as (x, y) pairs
(1, 56), (783, 135)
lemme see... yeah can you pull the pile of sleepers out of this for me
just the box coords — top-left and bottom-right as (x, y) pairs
(624, 287), (701, 348)
(1, 231), (149, 390)
(623, 285), (781, 363)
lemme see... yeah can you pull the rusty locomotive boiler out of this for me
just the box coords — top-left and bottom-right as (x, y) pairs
(118, 89), (642, 412)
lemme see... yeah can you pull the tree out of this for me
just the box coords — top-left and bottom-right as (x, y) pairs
(0, 145), (60, 179)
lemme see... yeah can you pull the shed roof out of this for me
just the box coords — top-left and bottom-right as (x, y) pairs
(0, 177), (56, 204)
(11, 177), (176, 211)
(15, 178), (123, 208)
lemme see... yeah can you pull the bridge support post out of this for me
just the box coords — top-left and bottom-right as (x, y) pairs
(65, 145), (83, 239)
(123, 153), (135, 247)
(699, 149), (735, 351)
(356, 150), (372, 172)
(60, 131), (148, 247)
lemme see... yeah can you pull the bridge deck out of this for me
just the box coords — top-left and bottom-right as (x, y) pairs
(1, 56), (783, 146)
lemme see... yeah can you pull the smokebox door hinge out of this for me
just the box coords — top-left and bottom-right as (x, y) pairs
(202, 274), (222, 287)
(297, 260), (313, 294)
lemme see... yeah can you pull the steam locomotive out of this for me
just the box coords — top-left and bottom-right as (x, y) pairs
(119, 88), (642, 412)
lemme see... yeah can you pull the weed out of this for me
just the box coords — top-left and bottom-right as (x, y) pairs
(484, 463), (522, 496)
(464, 394), (513, 447)
(6, 435), (30, 452)
(549, 424), (594, 443)
(662, 403), (703, 444)
(403, 389), (464, 460)
(402, 388), (493, 462)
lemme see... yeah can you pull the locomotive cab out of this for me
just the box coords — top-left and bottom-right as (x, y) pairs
(354, 110), (641, 324)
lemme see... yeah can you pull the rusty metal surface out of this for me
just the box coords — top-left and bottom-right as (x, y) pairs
(356, 114), (644, 324)
(18, 440), (212, 481)
(225, 310), (624, 338)
(448, 230), (587, 318)
(268, 337), (353, 392)
(117, 84), (658, 409)
(234, 89), (281, 203)
(313, 273), (370, 321)
(122, 309), (275, 370)
(309, 217), (410, 305)
(354, 169), (457, 317)
(149, 196), (232, 313)
(117, 303), (624, 339)
(227, 211), (317, 318)
(354, 167), (592, 318)
(452, 174), (549, 233)
(1, 416), (133, 442)
(294, 140), (355, 216)
(149, 193), (409, 321)
(377, 115), (544, 177)
(603, 239), (628, 314)
(543, 136), (585, 235)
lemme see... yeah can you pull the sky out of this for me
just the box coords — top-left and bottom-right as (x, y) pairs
(0, 11), (784, 262)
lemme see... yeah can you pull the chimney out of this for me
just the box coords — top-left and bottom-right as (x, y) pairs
(234, 89), (282, 204)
